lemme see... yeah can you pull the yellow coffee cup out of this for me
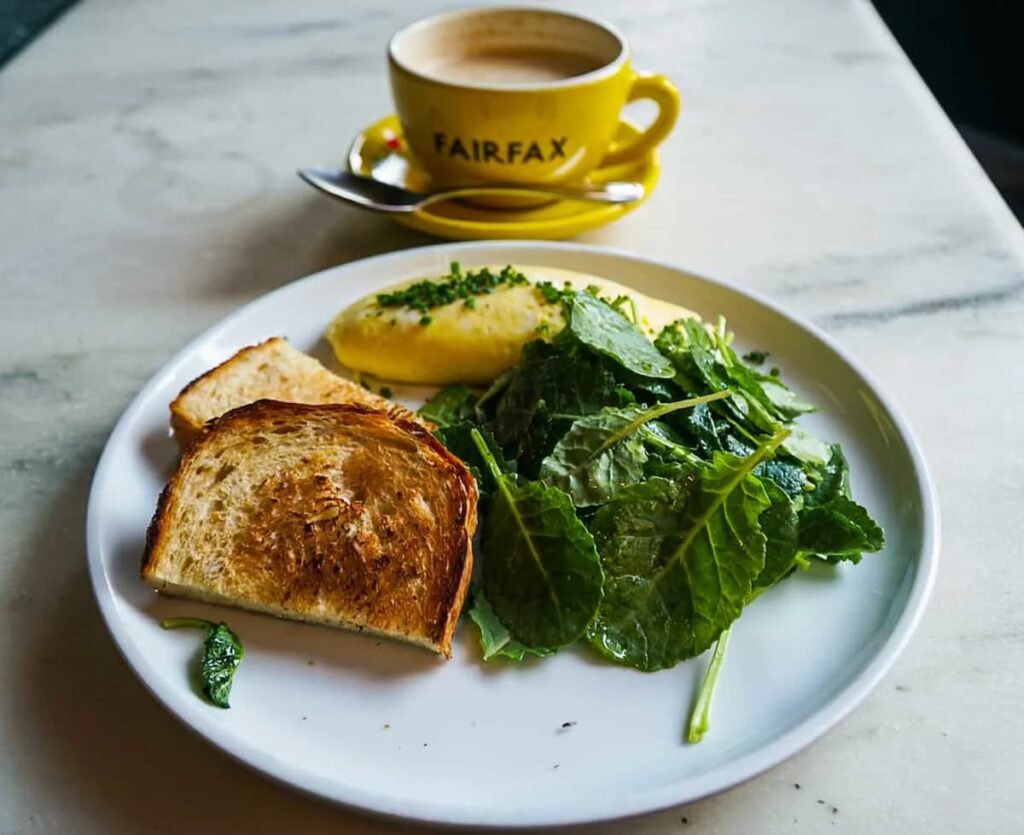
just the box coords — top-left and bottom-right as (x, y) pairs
(388, 8), (680, 189)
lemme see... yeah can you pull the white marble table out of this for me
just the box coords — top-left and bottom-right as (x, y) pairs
(2, 0), (1022, 832)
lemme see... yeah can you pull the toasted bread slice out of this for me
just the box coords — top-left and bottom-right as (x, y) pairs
(170, 337), (416, 448)
(142, 401), (477, 656)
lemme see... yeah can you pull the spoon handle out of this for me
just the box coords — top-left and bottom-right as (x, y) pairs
(422, 181), (645, 207)
(299, 167), (645, 213)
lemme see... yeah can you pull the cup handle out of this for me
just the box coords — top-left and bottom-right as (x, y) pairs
(601, 72), (681, 166)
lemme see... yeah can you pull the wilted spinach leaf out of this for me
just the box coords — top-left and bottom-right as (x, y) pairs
(471, 430), (604, 651)
(568, 292), (675, 379)
(588, 433), (785, 671)
(161, 617), (244, 708)
(419, 385), (477, 427)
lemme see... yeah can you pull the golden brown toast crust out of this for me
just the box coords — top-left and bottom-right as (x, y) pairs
(143, 401), (476, 656)
(169, 337), (420, 448)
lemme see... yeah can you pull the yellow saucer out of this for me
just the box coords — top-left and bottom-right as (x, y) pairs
(347, 115), (660, 241)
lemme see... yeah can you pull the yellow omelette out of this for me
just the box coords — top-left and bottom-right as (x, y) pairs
(326, 266), (700, 385)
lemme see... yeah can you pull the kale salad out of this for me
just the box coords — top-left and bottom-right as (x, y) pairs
(420, 283), (885, 742)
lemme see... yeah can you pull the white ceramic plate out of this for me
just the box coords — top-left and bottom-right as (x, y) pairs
(86, 242), (938, 828)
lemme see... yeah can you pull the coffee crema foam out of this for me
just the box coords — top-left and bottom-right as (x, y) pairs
(424, 47), (605, 85)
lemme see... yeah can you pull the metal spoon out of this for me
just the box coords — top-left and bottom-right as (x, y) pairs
(297, 166), (645, 213)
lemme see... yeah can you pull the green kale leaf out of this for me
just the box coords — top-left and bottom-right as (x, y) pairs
(471, 430), (604, 651)
(418, 385), (477, 427)
(797, 496), (885, 563)
(758, 377), (816, 420)
(656, 317), (816, 434)
(795, 444), (884, 563)
(538, 392), (731, 507)
(161, 617), (245, 708)
(804, 444), (851, 506)
(491, 339), (626, 477)
(434, 421), (510, 499)
(587, 432), (785, 671)
(755, 479), (801, 589)
(568, 292), (676, 379)
(781, 425), (833, 469)
(466, 591), (553, 661)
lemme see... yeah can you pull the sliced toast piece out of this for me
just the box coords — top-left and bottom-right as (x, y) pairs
(143, 400), (477, 657)
(170, 337), (416, 448)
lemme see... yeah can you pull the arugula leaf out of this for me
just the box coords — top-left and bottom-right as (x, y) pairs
(466, 592), (553, 661)
(568, 292), (675, 379)
(588, 431), (785, 671)
(161, 617), (245, 708)
(471, 429), (604, 651)
(539, 392), (731, 507)
(419, 385), (476, 427)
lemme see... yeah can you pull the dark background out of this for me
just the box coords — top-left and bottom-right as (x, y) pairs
(2, 0), (1022, 221)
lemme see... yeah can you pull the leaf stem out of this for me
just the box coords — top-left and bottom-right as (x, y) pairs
(687, 626), (732, 743)
(161, 617), (215, 632)
(628, 296), (639, 325)
(593, 390), (733, 461)
(469, 428), (504, 483)
(470, 429), (553, 590)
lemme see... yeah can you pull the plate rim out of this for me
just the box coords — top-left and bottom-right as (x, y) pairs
(86, 240), (940, 827)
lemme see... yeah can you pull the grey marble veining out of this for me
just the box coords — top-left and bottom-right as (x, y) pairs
(1, 1), (1023, 833)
